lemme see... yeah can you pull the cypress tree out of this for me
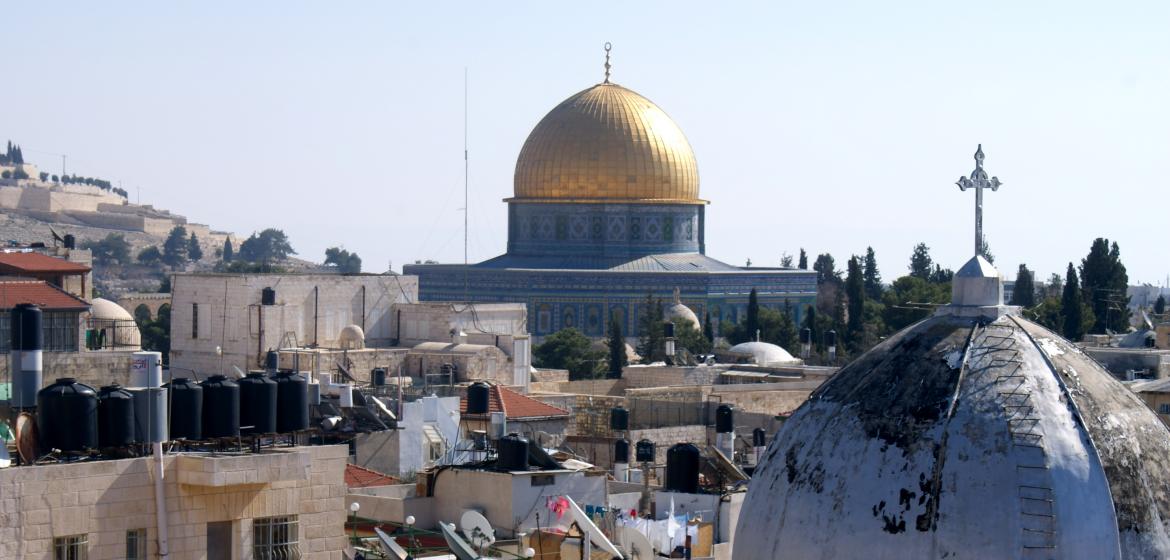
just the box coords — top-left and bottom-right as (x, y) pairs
(222, 238), (234, 262)
(1062, 263), (1085, 341)
(845, 256), (865, 351)
(606, 315), (626, 379)
(1011, 264), (1036, 307)
(745, 288), (760, 341)
(863, 246), (882, 299)
(909, 243), (933, 280)
(1081, 238), (1130, 333)
(1156, 295), (1166, 316)
(187, 233), (203, 261)
(702, 311), (714, 344)
(798, 249), (808, 270)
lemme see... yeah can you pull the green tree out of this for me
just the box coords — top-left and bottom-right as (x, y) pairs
(979, 236), (994, 264)
(909, 243), (933, 280)
(222, 238), (234, 262)
(533, 327), (604, 380)
(635, 294), (666, 363)
(138, 304), (172, 364)
(780, 252), (794, 268)
(863, 246), (882, 299)
(813, 254), (839, 285)
(798, 249), (808, 270)
(760, 305), (800, 352)
(1080, 238), (1130, 333)
(325, 246), (363, 274)
(606, 316), (626, 379)
(1010, 264), (1036, 308)
(673, 319), (710, 359)
(187, 232), (203, 261)
(158, 274), (171, 293)
(930, 265), (954, 284)
(745, 288), (760, 342)
(1025, 297), (1063, 332)
(803, 305), (819, 353)
(881, 276), (950, 332)
(82, 233), (131, 265)
(137, 246), (163, 266)
(844, 255), (865, 351)
(702, 312), (714, 345)
(162, 226), (189, 267)
(1156, 296), (1167, 316)
(1062, 263), (1086, 341)
(238, 229), (296, 265)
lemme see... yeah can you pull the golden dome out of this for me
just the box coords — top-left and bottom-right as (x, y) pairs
(511, 82), (703, 204)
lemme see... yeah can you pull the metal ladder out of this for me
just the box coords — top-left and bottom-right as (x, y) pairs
(973, 326), (1057, 557)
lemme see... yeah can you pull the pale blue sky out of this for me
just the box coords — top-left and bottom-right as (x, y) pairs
(3, 2), (1167, 285)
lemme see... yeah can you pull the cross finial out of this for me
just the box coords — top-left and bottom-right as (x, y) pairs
(603, 42), (612, 83)
(955, 144), (1003, 257)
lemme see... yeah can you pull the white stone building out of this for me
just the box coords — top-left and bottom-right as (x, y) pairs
(169, 273), (418, 375)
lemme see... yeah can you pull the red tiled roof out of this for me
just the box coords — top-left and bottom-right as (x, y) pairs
(0, 280), (89, 310)
(460, 384), (570, 420)
(0, 252), (91, 274)
(345, 464), (400, 488)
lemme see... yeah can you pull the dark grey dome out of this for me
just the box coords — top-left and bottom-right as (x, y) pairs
(735, 311), (1170, 559)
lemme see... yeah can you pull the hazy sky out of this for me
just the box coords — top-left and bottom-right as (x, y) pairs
(4, 2), (1168, 286)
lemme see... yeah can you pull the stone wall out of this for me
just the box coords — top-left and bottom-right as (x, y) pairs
(0, 350), (138, 390)
(169, 273), (417, 375)
(0, 445), (348, 559)
(566, 425), (708, 469)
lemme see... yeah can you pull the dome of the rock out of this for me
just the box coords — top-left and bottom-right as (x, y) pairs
(511, 82), (701, 204)
(735, 302), (1170, 559)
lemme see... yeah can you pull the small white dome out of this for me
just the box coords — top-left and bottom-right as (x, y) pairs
(664, 287), (701, 331)
(338, 324), (365, 350)
(88, 297), (140, 349)
(727, 341), (801, 367)
(90, 298), (134, 321)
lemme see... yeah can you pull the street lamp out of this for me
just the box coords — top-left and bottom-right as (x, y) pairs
(349, 502), (361, 544)
(405, 515), (418, 552)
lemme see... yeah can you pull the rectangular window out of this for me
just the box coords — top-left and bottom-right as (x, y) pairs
(254, 515), (300, 560)
(1159, 403), (1170, 415)
(126, 529), (146, 560)
(531, 474), (555, 487)
(192, 303), (199, 339)
(53, 534), (88, 560)
(207, 521), (232, 558)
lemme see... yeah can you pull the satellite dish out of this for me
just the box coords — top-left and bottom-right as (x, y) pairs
(460, 509), (496, 549)
(440, 521), (480, 560)
(14, 413), (38, 464)
(374, 527), (411, 560)
(620, 526), (655, 560)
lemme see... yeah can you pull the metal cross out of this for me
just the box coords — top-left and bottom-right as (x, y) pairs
(955, 144), (1002, 257)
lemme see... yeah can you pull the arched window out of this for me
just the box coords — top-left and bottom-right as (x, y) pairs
(537, 304), (552, 334)
(134, 304), (152, 324)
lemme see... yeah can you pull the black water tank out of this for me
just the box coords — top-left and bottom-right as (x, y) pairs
(238, 372), (277, 434)
(635, 439), (656, 463)
(372, 368), (387, 386)
(273, 371), (309, 432)
(716, 404), (734, 433)
(614, 439), (630, 463)
(97, 384), (135, 448)
(12, 303), (43, 350)
(166, 378), (203, 440)
(826, 329), (838, 347)
(497, 433), (529, 471)
(799, 327), (811, 345)
(610, 406), (629, 431)
(37, 378), (98, 453)
(261, 287), (276, 305)
(467, 382), (490, 414)
(665, 443), (701, 494)
(63, 234), (75, 249)
(752, 427), (767, 447)
(201, 375), (240, 438)
(663, 321), (675, 338)
(264, 350), (279, 372)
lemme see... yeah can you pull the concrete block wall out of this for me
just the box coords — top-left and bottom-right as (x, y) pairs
(0, 444), (348, 559)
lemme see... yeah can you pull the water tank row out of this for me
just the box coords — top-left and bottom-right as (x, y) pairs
(35, 369), (312, 454)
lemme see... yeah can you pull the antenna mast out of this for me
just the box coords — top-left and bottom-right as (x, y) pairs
(463, 67), (470, 301)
